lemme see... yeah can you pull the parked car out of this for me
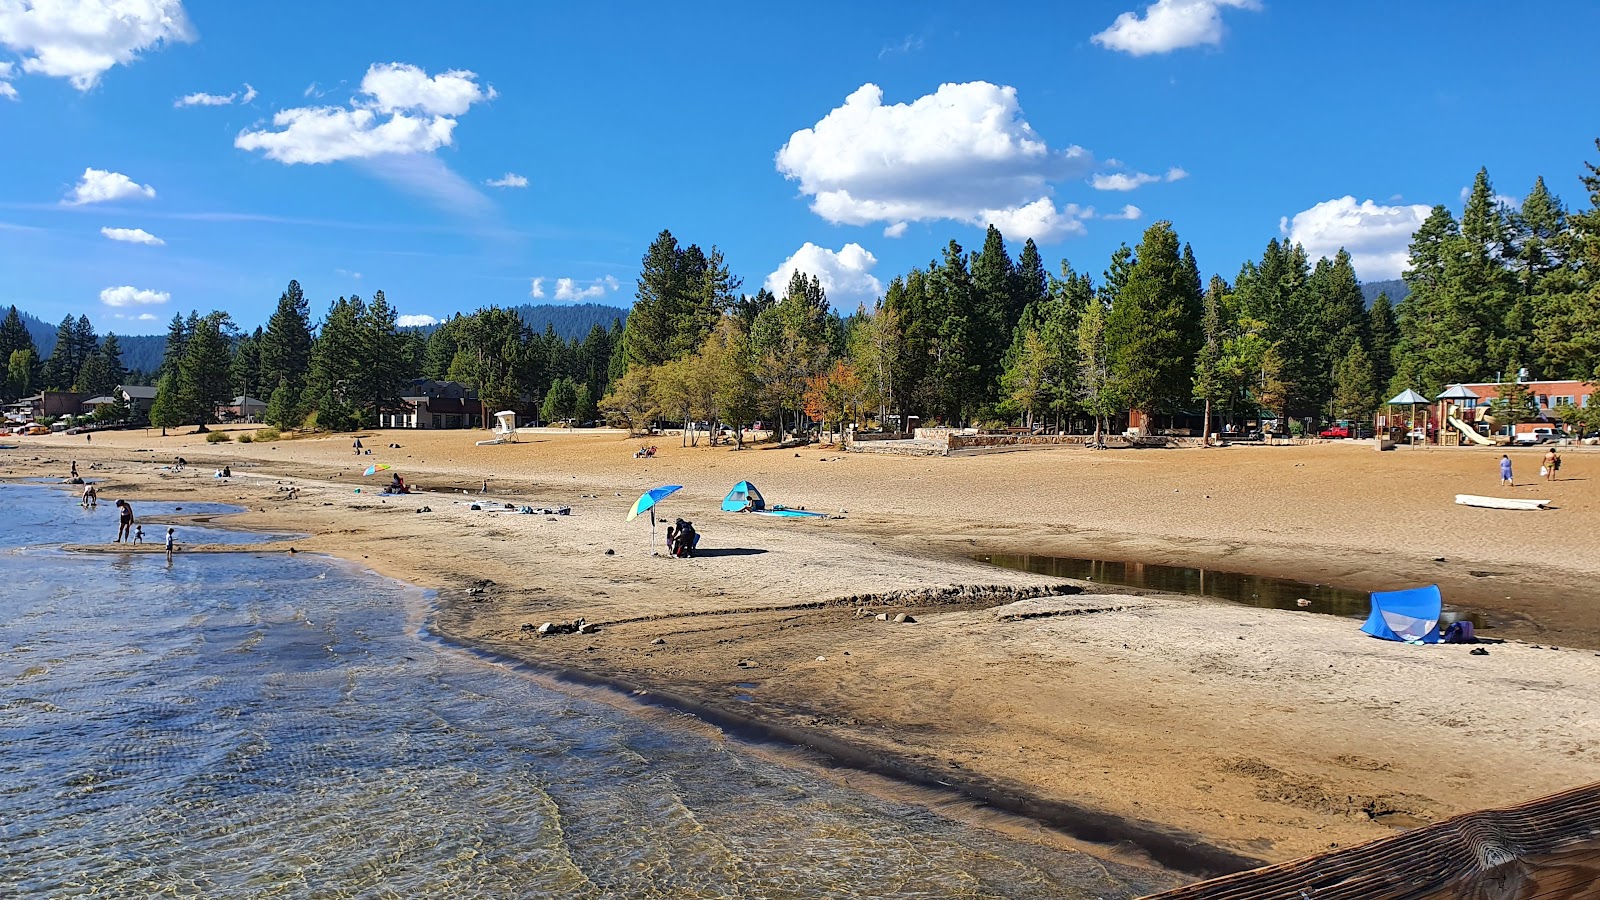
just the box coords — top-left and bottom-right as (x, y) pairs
(1318, 425), (1351, 439)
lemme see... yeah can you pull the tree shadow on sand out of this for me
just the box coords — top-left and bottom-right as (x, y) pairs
(692, 548), (768, 558)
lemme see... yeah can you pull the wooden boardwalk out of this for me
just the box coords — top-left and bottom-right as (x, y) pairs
(1143, 781), (1600, 899)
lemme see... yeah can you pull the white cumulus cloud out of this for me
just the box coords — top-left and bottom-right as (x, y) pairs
(776, 81), (1095, 243)
(1165, 166), (1189, 182)
(530, 277), (545, 299)
(1103, 204), (1142, 221)
(65, 168), (155, 205)
(485, 172), (527, 188)
(0, 0), (195, 90)
(979, 198), (1092, 243)
(764, 242), (883, 306)
(882, 221), (908, 238)
(552, 275), (621, 302)
(0, 61), (16, 99)
(1279, 196), (1433, 281)
(1092, 0), (1260, 56)
(358, 62), (495, 116)
(396, 314), (438, 327)
(101, 226), (163, 244)
(235, 63), (492, 165)
(100, 284), (169, 307)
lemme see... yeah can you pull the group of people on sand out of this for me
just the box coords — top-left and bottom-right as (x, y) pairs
(1499, 449), (1565, 486)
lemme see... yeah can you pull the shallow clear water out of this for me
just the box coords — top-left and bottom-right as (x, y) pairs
(0, 483), (1172, 898)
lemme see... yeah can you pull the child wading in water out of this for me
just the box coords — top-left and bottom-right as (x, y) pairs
(164, 527), (176, 564)
(133, 525), (144, 545)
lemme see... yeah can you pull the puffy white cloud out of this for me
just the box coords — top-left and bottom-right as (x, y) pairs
(1103, 204), (1142, 221)
(1092, 0), (1260, 56)
(1165, 166), (1189, 182)
(485, 172), (527, 188)
(1091, 171), (1160, 191)
(100, 226), (163, 244)
(553, 275), (621, 302)
(1279, 196), (1433, 280)
(235, 105), (457, 164)
(882, 221), (908, 238)
(235, 63), (491, 165)
(978, 198), (1091, 243)
(0, 0), (194, 90)
(99, 284), (169, 307)
(240, 82), (256, 103)
(358, 62), (495, 116)
(0, 61), (15, 99)
(530, 277), (545, 298)
(65, 168), (155, 204)
(396, 314), (438, 327)
(776, 82), (1095, 243)
(136, 312), (157, 320)
(764, 242), (883, 306)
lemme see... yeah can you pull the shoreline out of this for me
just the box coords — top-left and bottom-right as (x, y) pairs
(28, 477), (1246, 878)
(8, 429), (1599, 868)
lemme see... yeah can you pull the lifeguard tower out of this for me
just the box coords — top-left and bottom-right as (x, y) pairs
(475, 410), (519, 446)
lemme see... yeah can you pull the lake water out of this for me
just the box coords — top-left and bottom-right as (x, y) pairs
(0, 482), (1174, 898)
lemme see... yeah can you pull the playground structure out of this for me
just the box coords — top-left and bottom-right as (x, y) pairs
(475, 411), (519, 446)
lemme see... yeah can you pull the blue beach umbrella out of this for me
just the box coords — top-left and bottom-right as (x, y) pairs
(627, 485), (682, 521)
(628, 485), (682, 552)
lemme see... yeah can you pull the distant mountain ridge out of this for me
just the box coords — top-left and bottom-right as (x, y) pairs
(11, 303), (631, 380)
(1361, 279), (1409, 307)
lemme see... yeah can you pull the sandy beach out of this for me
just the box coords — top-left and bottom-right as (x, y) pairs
(9, 427), (1599, 872)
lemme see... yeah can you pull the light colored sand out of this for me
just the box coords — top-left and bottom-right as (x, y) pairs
(8, 426), (1598, 864)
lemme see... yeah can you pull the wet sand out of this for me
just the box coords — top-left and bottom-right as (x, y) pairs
(9, 426), (1599, 868)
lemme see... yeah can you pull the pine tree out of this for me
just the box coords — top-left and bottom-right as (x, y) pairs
(1356, 292), (1394, 393)
(1015, 239), (1048, 324)
(41, 316), (78, 389)
(1077, 295), (1114, 443)
(99, 333), (126, 390)
(260, 279), (314, 401)
(231, 327), (262, 402)
(1331, 344), (1377, 424)
(0, 307), (37, 396)
(970, 224), (1018, 404)
(177, 313), (234, 425)
(149, 372), (180, 435)
(930, 241), (983, 423)
(540, 376), (578, 423)
(1192, 275), (1231, 440)
(354, 290), (407, 424)
(1105, 221), (1200, 417)
(158, 312), (190, 382)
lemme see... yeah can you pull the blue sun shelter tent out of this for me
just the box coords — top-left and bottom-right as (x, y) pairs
(1361, 584), (1443, 643)
(721, 481), (765, 512)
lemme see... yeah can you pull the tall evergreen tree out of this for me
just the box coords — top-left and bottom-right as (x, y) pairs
(259, 279), (314, 401)
(231, 327), (262, 402)
(158, 312), (190, 382)
(1367, 293), (1399, 394)
(970, 225), (1019, 402)
(0, 307), (37, 390)
(1105, 221), (1201, 417)
(177, 313), (235, 425)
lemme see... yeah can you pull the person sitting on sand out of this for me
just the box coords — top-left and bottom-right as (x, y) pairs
(387, 473), (408, 494)
(1499, 454), (1513, 486)
(115, 499), (134, 543)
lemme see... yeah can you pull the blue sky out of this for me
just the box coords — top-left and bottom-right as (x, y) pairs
(3, 0), (1599, 334)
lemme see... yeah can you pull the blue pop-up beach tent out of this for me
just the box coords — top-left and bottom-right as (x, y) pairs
(721, 481), (765, 512)
(1361, 584), (1443, 643)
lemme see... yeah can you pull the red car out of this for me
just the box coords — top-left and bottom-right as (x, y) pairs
(1318, 425), (1351, 439)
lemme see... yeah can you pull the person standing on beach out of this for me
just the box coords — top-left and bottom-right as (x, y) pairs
(164, 527), (176, 563)
(1499, 454), (1513, 486)
(70, 461), (78, 479)
(115, 499), (134, 543)
(1542, 448), (1557, 481)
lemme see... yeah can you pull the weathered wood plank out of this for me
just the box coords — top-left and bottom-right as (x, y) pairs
(1142, 782), (1600, 900)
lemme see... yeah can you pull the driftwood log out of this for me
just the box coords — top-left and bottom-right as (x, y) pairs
(1142, 781), (1600, 900)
